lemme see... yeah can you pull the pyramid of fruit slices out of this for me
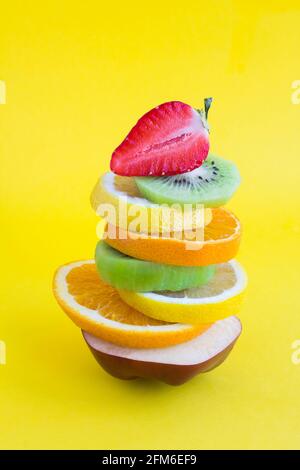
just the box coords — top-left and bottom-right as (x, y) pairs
(53, 99), (247, 385)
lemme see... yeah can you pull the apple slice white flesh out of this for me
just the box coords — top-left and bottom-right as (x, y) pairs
(82, 316), (242, 385)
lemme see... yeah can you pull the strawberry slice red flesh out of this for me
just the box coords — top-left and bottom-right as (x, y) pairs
(110, 100), (211, 177)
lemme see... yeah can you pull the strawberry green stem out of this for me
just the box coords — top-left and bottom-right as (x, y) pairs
(204, 97), (213, 119)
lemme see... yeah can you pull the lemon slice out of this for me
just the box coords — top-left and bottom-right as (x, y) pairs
(118, 260), (247, 324)
(91, 172), (212, 234)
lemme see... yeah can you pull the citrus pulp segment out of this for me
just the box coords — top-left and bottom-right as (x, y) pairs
(53, 260), (209, 348)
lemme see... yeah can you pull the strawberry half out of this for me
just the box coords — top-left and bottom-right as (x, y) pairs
(110, 99), (212, 177)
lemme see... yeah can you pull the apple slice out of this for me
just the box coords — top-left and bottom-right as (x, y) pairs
(82, 316), (241, 385)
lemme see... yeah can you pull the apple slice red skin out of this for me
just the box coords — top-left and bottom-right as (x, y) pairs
(83, 334), (239, 386)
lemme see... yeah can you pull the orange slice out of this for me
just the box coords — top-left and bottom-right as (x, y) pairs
(53, 260), (209, 348)
(105, 208), (241, 266)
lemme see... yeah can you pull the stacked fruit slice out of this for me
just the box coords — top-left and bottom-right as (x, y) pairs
(53, 100), (247, 385)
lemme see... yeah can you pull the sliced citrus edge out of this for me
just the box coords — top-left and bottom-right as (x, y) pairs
(118, 260), (247, 324)
(53, 260), (209, 349)
(105, 208), (241, 266)
(90, 172), (213, 234)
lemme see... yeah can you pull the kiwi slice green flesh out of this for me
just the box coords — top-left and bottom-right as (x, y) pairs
(134, 154), (240, 207)
(95, 241), (215, 292)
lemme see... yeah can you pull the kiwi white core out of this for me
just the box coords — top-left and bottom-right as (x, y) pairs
(83, 316), (241, 366)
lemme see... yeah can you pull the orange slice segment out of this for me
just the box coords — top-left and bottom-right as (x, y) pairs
(53, 260), (209, 348)
(105, 208), (241, 266)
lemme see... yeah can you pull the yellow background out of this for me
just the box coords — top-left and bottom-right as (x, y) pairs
(1, 0), (300, 450)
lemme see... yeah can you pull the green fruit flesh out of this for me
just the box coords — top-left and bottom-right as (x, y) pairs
(95, 241), (215, 292)
(134, 154), (240, 207)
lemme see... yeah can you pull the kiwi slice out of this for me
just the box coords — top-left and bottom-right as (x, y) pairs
(134, 154), (240, 207)
(95, 241), (215, 292)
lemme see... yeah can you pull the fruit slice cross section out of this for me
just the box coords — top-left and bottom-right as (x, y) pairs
(105, 207), (241, 267)
(110, 100), (211, 177)
(95, 241), (216, 292)
(118, 260), (247, 324)
(82, 316), (242, 385)
(53, 260), (209, 349)
(134, 154), (240, 207)
(90, 171), (212, 234)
